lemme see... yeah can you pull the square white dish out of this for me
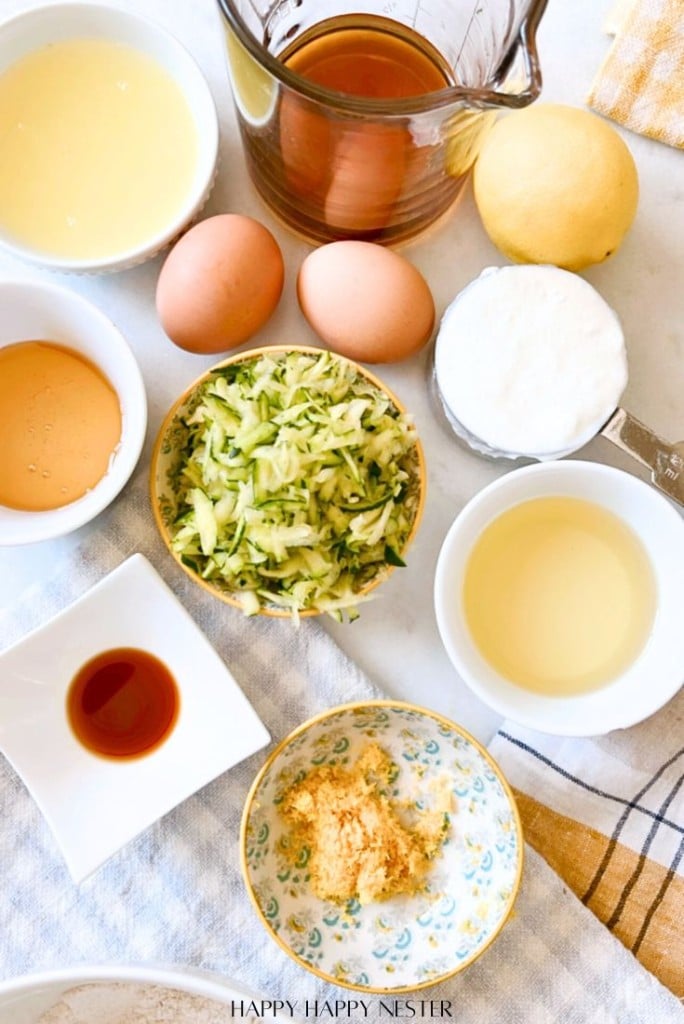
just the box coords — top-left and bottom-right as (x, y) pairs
(0, 553), (269, 882)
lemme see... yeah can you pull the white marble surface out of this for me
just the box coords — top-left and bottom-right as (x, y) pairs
(0, 0), (682, 747)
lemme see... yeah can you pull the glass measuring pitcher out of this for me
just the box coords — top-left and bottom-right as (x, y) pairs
(217, 0), (548, 245)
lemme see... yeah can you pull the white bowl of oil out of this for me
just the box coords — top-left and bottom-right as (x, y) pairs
(434, 460), (684, 736)
(0, 278), (146, 545)
(0, 3), (218, 273)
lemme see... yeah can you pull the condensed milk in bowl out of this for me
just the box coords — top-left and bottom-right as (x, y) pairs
(434, 460), (684, 736)
(0, 3), (218, 273)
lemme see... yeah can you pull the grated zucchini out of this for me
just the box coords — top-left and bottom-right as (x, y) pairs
(169, 350), (421, 620)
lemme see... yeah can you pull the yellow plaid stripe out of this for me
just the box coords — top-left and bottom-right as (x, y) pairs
(588, 0), (684, 148)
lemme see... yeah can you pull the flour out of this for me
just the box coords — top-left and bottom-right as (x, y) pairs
(37, 982), (242, 1023)
(434, 264), (628, 458)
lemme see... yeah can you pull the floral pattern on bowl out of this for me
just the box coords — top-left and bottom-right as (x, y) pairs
(241, 701), (523, 993)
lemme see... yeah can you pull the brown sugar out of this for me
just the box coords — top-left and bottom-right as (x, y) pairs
(280, 742), (451, 904)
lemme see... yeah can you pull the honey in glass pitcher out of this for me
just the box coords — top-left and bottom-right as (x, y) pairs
(219, 0), (548, 244)
(276, 16), (454, 239)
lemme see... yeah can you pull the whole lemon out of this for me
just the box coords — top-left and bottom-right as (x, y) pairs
(473, 103), (639, 271)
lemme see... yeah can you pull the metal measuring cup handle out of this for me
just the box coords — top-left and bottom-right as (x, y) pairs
(601, 408), (684, 507)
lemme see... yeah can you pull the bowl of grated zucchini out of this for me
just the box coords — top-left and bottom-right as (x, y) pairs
(151, 346), (425, 621)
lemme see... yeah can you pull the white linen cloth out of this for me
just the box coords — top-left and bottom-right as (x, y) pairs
(1, 467), (682, 1024)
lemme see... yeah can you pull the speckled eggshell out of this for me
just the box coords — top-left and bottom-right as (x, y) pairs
(296, 240), (435, 363)
(156, 214), (284, 354)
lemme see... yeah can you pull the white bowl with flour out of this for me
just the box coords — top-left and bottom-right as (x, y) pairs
(0, 964), (302, 1023)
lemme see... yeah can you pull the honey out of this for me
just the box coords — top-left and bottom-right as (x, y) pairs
(281, 16), (451, 98)
(236, 15), (468, 243)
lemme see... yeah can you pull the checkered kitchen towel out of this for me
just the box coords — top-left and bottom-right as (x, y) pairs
(587, 0), (684, 148)
(490, 694), (684, 999)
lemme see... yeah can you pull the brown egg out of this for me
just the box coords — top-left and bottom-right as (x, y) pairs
(156, 214), (284, 354)
(297, 241), (435, 363)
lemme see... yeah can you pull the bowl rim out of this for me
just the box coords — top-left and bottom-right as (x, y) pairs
(0, 962), (287, 1013)
(0, 277), (147, 545)
(239, 698), (524, 994)
(0, 1), (219, 274)
(434, 459), (684, 735)
(150, 344), (426, 619)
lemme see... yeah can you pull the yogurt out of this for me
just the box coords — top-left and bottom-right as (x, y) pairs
(433, 265), (628, 459)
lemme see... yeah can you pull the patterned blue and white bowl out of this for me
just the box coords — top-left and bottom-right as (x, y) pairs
(240, 701), (523, 993)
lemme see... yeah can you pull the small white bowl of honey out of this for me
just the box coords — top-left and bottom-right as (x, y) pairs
(0, 278), (147, 545)
(434, 460), (684, 736)
(0, 3), (219, 273)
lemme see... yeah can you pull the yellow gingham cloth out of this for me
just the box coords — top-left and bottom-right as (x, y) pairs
(588, 0), (684, 148)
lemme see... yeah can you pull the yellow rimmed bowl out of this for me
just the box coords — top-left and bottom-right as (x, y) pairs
(240, 700), (523, 993)
(150, 345), (425, 620)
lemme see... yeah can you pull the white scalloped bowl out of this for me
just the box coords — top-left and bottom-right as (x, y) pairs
(0, 3), (218, 273)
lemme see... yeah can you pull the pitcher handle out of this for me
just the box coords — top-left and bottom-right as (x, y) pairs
(487, 0), (549, 108)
